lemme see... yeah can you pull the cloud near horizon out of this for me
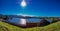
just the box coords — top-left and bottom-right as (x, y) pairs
(17, 13), (38, 17)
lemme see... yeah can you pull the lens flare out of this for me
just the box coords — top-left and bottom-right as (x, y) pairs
(21, 0), (26, 7)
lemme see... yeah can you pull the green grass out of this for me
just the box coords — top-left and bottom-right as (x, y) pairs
(37, 21), (60, 31)
(0, 21), (60, 31)
(0, 21), (23, 31)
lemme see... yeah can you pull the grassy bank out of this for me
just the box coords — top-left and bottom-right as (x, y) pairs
(0, 21), (60, 31)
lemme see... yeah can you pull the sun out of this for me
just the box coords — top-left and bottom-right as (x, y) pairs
(21, 0), (26, 7)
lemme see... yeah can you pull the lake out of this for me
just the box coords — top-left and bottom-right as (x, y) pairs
(3, 17), (52, 26)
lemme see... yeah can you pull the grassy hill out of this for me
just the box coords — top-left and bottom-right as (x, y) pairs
(0, 21), (60, 31)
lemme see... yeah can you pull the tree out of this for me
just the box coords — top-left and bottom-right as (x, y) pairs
(39, 18), (50, 26)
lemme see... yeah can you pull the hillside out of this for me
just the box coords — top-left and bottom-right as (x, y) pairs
(0, 21), (23, 31)
(0, 21), (60, 31)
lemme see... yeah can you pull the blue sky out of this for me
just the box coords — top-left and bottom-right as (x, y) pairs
(0, 0), (60, 16)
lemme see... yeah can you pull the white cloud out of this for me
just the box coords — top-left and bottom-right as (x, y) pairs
(17, 13), (37, 17)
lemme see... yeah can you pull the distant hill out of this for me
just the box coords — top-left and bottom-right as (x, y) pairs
(0, 21), (60, 31)
(0, 14), (60, 19)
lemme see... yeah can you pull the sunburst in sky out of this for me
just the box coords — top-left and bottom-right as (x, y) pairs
(21, 0), (27, 7)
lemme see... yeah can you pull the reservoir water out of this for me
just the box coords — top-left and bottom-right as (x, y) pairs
(4, 17), (52, 25)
